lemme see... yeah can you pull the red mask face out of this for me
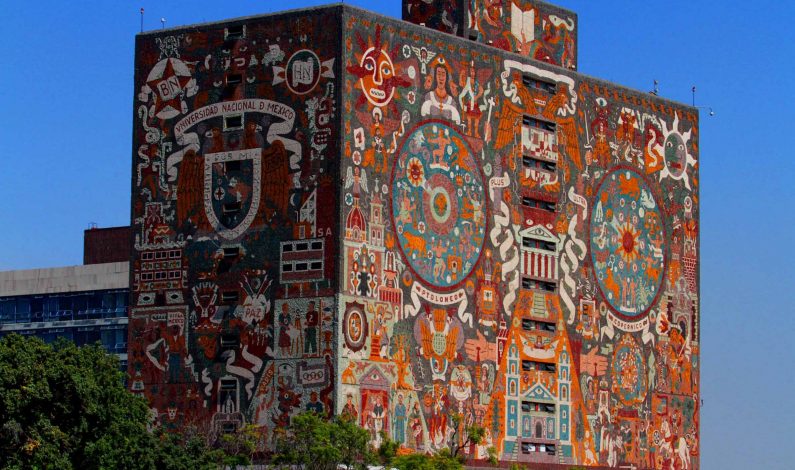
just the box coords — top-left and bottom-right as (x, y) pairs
(359, 47), (396, 107)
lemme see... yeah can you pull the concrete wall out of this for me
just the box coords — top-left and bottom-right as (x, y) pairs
(340, 6), (697, 468)
(0, 262), (129, 296)
(129, 6), (342, 443)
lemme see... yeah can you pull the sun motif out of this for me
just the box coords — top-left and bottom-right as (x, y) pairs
(346, 25), (410, 109)
(659, 113), (696, 190)
(617, 222), (639, 264)
(407, 157), (425, 186)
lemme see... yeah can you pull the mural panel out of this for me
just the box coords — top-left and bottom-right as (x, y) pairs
(129, 4), (698, 467)
(130, 9), (341, 447)
(341, 10), (697, 469)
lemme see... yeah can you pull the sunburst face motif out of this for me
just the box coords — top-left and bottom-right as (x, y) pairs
(346, 25), (410, 109)
(407, 157), (425, 187)
(659, 113), (696, 189)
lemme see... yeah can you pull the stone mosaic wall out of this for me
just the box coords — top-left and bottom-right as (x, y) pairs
(128, 8), (341, 445)
(402, 0), (577, 70)
(339, 9), (697, 468)
(128, 4), (699, 468)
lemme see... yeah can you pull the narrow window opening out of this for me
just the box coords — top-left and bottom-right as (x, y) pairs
(522, 155), (557, 172)
(222, 202), (241, 215)
(220, 334), (238, 348)
(224, 114), (243, 131)
(223, 247), (240, 258)
(521, 197), (556, 212)
(221, 291), (239, 303)
(225, 25), (245, 40)
(226, 73), (242, 85)
(522, 74), (557, 94)
(522, 237), (556, 252)
(523, 115), (556, 132)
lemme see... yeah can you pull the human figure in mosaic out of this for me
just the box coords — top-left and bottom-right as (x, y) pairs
(304, 300), (319, 355)
(393, 393), (407, 444)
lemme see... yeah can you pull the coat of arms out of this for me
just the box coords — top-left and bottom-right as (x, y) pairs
(203, 148), (261, 239)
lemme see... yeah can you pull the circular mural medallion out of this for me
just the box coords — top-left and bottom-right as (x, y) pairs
(392, 121), (487, 289)
(590, 168), (665, 320)
(343, 301), (368, 352)
(285, 49), (321, 95)
(611, 335), (647, 406)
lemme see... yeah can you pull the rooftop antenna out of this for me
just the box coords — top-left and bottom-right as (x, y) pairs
(691, 85), (716, 117)
(650, 79), (659, 95)
(139, 8), (144, 33)
(161, 17), (166, 29)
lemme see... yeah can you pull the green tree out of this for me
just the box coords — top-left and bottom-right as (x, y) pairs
(391, 450), (463, 470)
(0, 333), (225, 469)
(272, 411), (374, 470)
(447, 413), (486, 460)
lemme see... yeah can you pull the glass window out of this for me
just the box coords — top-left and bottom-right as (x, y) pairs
(87, 293), (102, 309)
(74, 295), (88, 313)
(102, 293), (115, 310)
(16, 298), (31, 314)
(31, 297), (44, 315)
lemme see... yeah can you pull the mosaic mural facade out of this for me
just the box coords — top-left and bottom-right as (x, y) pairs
(403, 0), (577, 69)
(130, 4), (699, 469)
(129, 9), (341, 444)
(338, 7), (697, 469)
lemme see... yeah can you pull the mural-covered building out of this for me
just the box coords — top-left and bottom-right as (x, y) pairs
(130, 1), (699, 468)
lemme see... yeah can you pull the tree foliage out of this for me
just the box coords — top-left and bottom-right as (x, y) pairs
(0, 333), (226, 469)
(270, 410), (493, 470)
(272, 411), (374, 470)
(391, 450), (463, 470)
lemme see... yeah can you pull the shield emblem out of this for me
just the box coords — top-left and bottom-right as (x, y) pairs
(203, 149), (261, 239)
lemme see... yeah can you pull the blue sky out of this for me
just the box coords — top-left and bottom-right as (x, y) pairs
(1, 0), (793, 468)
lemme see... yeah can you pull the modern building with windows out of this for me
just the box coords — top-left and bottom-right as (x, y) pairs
(0, 226), (130, 368)
(129, 1), (699, 467)
(0, 262), (129, 367)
